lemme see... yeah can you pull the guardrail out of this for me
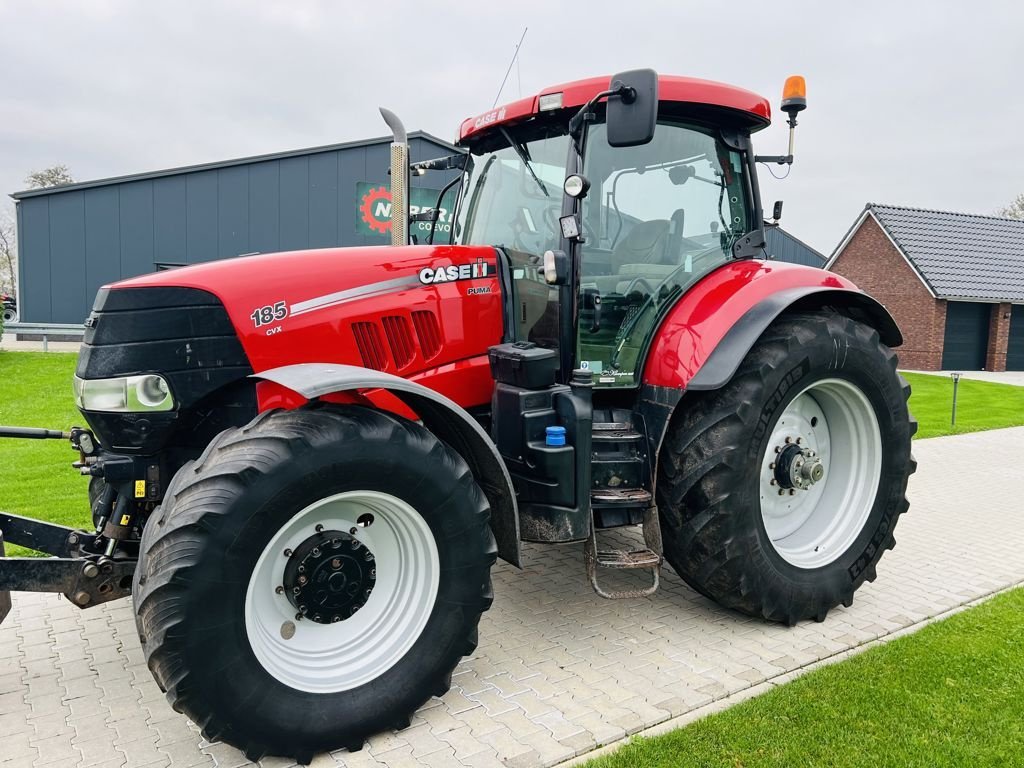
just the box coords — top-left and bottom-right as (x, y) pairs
(3, 322), (85, 352)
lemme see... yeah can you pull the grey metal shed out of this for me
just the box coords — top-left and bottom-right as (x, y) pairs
(11, 132), (459, 325)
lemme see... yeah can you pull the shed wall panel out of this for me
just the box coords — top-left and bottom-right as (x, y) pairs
(118, 181), (154, 280)
(248, 161), (280, 254)
(153, 176), (187, 268)
(308, 152), (339, 248)
(48, 192), (87, 323)
(185, 172), (218, 263)
(279, 156), (309, 251)
(218, 165), (249, 259)
(18, 198), (52, 323)
(84, 187), (121, 307)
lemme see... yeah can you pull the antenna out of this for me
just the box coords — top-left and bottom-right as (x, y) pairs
(492, 27), (528, 107)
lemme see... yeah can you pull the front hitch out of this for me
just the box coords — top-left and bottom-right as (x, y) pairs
(0, 425), (138, 624)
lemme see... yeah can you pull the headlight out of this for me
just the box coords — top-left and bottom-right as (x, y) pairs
(73, 374), (175, 412)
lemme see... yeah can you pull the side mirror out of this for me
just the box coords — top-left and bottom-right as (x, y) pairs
(772, 200), (784, 221)
(606, 68), (658, 147)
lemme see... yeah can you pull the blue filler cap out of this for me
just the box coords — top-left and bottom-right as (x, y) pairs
(545, 426), (567, 446)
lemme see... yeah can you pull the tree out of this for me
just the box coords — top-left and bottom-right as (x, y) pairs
(996, 193), (1024, 220)
(0, 209), (15, 297)
(24, 164), (74, 189)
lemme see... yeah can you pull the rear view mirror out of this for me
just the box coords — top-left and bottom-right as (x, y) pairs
(606, 68), (658, 147)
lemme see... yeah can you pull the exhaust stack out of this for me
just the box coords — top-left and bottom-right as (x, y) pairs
(379, 108), (410, 247)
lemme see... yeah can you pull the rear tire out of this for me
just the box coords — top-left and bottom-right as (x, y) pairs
(133, 404), (496, 762)
(657, 312), (915, 625)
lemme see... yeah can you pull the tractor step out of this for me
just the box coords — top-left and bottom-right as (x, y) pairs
(590, 488), (652, 506)
(583, 506), (663, 599)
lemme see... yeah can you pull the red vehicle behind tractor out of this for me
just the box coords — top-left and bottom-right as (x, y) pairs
(0, 70), (914, 762)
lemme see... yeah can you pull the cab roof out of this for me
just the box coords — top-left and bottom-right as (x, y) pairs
(458, 74), (772, 143)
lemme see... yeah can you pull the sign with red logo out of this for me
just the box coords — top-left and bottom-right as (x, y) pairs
(355, 182), (456, 239)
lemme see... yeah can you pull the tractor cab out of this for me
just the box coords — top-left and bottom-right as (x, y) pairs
(447, 71), (773, 387)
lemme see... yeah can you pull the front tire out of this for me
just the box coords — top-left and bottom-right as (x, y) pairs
(657, 312), (915, 625)
(133, 404), (496, 762)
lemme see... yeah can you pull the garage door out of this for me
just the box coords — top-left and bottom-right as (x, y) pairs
(1008, 306), (1024, 371)
(941, 302), (990, 370)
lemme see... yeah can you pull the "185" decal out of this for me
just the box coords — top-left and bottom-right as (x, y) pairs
(251, 301), (288, 327)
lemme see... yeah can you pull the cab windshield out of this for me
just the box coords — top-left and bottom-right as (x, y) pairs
(453, 117), (752, 386)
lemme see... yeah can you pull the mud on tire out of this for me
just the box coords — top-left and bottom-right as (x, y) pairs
(657, 311), (916, 625)
(133, 404), (496, 763)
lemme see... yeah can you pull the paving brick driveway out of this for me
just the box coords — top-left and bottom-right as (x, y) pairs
(2, 427), (1023, 768)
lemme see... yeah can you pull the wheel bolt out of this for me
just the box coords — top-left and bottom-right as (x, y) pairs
(275, 586), (284, 594)
(283, 548), (293, 557)
(784, 436), (792, 444)
(315, 524), (324, 533)
(769, 479), (776, 486)
(369, 569), (376, 579)
(332, 615), (342, 623)
(775, 446), (782, 454)
(789, 489), (796, 496)
(298, 575), (307, 585)
(364, 551), (373, 561)
(298, 565), (305, 573)
(349, 527), (358, 535)
(769, 462), (776, 470)
(311, 547), (320, 557)
(332, 559), (342, 569)
(351, 540), (359, 549)
(778, 489), (785, 496)
(292, 586), (301, 594)
(796, 437), (802, 445)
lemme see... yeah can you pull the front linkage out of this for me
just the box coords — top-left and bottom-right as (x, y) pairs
(0, 425), (144, 623)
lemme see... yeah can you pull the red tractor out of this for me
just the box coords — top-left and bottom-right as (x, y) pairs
(0, 70), (914, 761)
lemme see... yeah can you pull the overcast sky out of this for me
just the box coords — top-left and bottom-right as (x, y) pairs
(1, 0), (1020, 254)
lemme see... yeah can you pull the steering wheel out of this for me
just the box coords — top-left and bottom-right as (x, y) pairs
(620, 276), (655, 297)
(608, 244), (725, 367)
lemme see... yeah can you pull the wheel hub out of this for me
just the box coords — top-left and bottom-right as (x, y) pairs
(282, 530), (376, 624)
(774, 442), (825, 491)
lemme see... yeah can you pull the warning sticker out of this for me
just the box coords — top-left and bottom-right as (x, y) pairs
(134, 480), (146, 499)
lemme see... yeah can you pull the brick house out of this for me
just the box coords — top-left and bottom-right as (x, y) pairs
(826, 204), (1024, 371)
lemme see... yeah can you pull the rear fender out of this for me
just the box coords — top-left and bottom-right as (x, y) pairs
(251, 363), (520, 567)
(643, 261), (901, 391)
(639, 261), (902, 487)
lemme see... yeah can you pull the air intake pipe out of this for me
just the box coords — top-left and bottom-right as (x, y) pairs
(379, 108), (410, 247)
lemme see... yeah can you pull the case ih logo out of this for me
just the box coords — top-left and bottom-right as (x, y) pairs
(419, 259), (491, 285)
(473, 107), (506, 130)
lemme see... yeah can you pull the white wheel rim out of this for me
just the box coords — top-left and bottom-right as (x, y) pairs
(245, 490), (439, 693)
(759, 378), (882, 569)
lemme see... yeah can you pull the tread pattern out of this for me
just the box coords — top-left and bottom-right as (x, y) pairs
(133, 404), (496, 762)
(658, 311), (917, 626)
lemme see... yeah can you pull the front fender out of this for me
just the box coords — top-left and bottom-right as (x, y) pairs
(251, 363), (520, 567)
(643, 260), (902, 391)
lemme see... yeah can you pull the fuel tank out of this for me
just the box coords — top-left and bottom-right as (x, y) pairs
(108, 244), (505, 408)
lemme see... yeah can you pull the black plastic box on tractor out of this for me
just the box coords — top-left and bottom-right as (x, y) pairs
(488, 343), (593, 543)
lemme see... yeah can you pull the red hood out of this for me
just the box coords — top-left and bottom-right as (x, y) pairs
(111, 244), (505, 406)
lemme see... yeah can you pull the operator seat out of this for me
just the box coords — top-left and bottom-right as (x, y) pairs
(590, 219), (675, 294)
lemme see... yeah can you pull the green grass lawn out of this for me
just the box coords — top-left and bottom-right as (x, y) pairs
(584, 588), (1024, 768)
(903, 372), (1024, 439)
(0, 351), (91, 556)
